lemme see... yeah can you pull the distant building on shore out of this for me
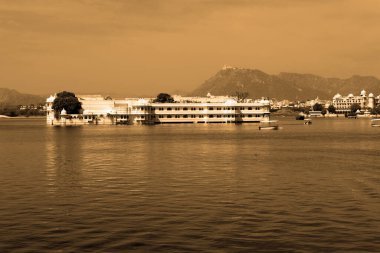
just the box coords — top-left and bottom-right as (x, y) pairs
(332, 90), (379, 114)
(46, 94), (271, 126)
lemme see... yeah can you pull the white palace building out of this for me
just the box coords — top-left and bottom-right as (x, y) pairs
(46, 94), (271, 126)
(332, 90), (380, 114)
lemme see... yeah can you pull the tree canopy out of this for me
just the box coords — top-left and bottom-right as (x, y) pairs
(312, 103), (323, 111)
(235, 91), (249, 102)
(327, 105), (336, 114)
(52, 91), (82, 116)
(371, 104), (380, 115)
(153, 93), (174, 103)
(350, 103), (361, 113)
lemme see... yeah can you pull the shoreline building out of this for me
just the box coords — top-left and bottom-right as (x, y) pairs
(46, 94), (271, 126)
(332, 90), (379, 114)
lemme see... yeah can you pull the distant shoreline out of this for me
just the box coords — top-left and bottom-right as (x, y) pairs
(0, 115), (45, 119)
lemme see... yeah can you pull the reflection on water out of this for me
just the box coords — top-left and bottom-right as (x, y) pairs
(0, 117), (380, 252)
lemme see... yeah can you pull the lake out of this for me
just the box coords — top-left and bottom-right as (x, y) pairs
(0, 117), (379, 252)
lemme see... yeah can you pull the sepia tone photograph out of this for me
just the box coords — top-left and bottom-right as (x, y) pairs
(0, 0), (379, 252)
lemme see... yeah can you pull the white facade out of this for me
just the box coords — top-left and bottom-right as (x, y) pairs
(46, 95), (271, 126)
(332, 90), (379, 114)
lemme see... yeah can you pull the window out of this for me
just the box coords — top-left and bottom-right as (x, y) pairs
(209, 107), (214, 110)
(209, 115), (214, 118)
(167, 108), (172, 111)
(167, 115), (172, 118)
(183, 115), (188, 118)
(217, 107), (221, 110)
(183, 107), (188, 111)
(248, 107), (252, 110)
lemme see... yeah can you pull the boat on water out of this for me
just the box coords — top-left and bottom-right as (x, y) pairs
(304, 118), (312, 125)
(371, 119), (380, 127)
(259, 120), (279, 130)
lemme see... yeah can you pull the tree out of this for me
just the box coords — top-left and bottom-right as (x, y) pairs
(153, 93), (174, 103)
(235, 91), (249, 102)
(350, 103), (361, 113)
(312, 103), (323, 111)
(327, 104), (336, 114)
(371, 104), (380, 115)
(52, 91), (82, 118)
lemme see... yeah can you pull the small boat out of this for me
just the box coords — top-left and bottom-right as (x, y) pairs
(304, 119), (312, 125)
(371, 119), (380, 127)
(259, 120), (279, 130)
(296, 115), (305, 120)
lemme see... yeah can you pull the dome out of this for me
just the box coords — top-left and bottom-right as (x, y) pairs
(369, 93), (374, 97)
(360, 90), (366, 96)
(137, 98), (148, 105)
(348, 94), (354, 98)
(60, 108), (67, 115)
(333, 93), (341, 99)
(224, 99), (237, 105)
(46, 95), (55, 103)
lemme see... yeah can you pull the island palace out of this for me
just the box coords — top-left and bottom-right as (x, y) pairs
(46, 94), (271, 126)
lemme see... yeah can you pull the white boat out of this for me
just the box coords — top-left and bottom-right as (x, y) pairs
(304, 118), (312, 125)
(371, 119), (380, 127)
(259, 120), (279, 130)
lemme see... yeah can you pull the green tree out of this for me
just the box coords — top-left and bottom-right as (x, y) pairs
(312, 103), (323, 111)
(371, 104), (380, 115)
(350, 103), (361, 113)
(327, 105), (336, 114)
(235, 91), (249, 102)
(52, 91), (82, 118)
(153, 93), (174, 103)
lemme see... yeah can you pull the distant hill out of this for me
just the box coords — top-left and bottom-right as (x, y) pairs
(0, 88), (45, 106)
(190, 67), (380, 100)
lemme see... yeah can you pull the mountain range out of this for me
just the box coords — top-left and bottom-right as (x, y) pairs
(190, 67), (380, 100)
(0, 88), (45, 106)
(2, 68), (380, 104)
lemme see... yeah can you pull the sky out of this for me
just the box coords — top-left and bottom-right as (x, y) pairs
(1, 0), (380, 96)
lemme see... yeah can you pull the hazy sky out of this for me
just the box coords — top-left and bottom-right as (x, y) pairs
(1, 0), (380, 96)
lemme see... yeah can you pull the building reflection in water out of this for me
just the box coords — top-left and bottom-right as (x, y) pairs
(45, 126), (84, 194)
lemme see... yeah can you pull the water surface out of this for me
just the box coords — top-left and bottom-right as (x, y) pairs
(0, 117), (379, 252)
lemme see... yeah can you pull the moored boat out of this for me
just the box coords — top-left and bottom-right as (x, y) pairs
(259, 120), (279, 130)
(304, 118), (312, 125)
(371, 119), (380, 127)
